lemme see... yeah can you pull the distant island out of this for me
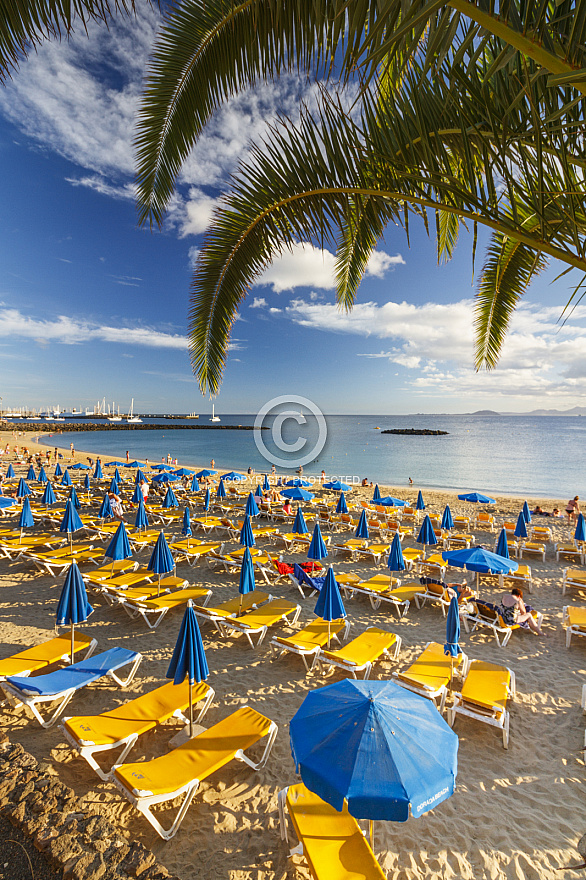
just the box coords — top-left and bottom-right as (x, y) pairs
(381, 428), (449, 436)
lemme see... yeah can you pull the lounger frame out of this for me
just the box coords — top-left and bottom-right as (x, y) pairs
(447, 665), (516, 748)
(562, 605), (586, 647)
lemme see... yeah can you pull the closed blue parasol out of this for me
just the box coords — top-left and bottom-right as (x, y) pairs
(522, 500), (532, 524)
(355, 509), (369, 540)
(6, 463), (15, 479)
(314, 567), (346, 624)
(416, 491), (425, 511)
(281, 487), (314, 502)
(134, 497), (149, 531)
(292, 507), (309, 534)
(336, 493), (348, 515)
(38, 466), (48, 484)
(131, 484), (142, 504)
(416, 515), (438, 548)
(166, 600), (209, 738)
(59, 498), (83, 549)
(17, 496), (34, 536)
(239, 514), (256, 547)
(61, 469), (72, 487)
(114, 468), (122, 483)
(56, 562), (94, 665)
(105, 521), (132, 567)
(54, 463), (62, 478)
(98, 493), (114, 520)
(444, 593), (461, 658)
(441, 505), (454, 530)
(495, 528), (509, 559)
(216, 479), (227, 499)
(93, 461), (103, 480)
(575, 513), (586, 543)
(442, 546), (517, 574)
(148, 531), (175, 594)
(190, 475), (200, 493)
(182, 507), (192, 537)
(41, 481), (56, 506)
(203, 488), (211, 512)
(387, 532), (405, 573)
(324, 480), (350, 491)
(457, 492), (496, 504)
(289, 679), (458, 821)
(514, 512), (528, 539)
(83, 473), (91, 491)
(135, 469), (148, 485)
(254, 484), (263, 498)
(163, 486), (179, 508)
(263, 474), (270, 492)
(238, 546), (255, 613)
(245, 492), (260, 517)
(108, 477), (119, 494)
(26, 465), (35, 481)
(16, 477), (31, 498)
(372, 484), (381, 502)
(68, 486), (81, 510)
(307, 523), (328, 561)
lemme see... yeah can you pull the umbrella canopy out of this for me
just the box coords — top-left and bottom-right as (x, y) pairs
(17, 496), (34, 531)
(254, 484), (263, 498)
(54, 463), (62, 478)
(323, 480), (350, 491)
(134, 497), (149, 531)
(148, 531), (175, 575)
(106, 461), (127, 467)
(522, 500), (532, 524)
(372, 484), (381, 502)
(442, 546), (518, 574)
(387, 532), (405, 573)
(416, 491), (425, 511)
(444, 594), (461, 658)
(195, 469), (216, 478)
(98, 493), (114, 519)
(105, 521), (132, 562)
(286, 478), (311, 487)
(416, 515), (438, 547)
(37, 466), (48, 484)
(263, 475), (270, 492)
(126, 461), (142, 468)
(336, 493), (348, 515)
(292, 507), (309, 534)
(281, 487), (314, 502)
(222, 472), (246, 482)
(203, 487), (211, 511)
(83, 473), (91, 491)
(93, 461), (103, 479)
(59, 498), (83, 541)
(216, 479), (227, 499)
(6, 463), (15, 478)
(55, 561), (94, 665)
(131, 484), (142, 504)
(575, 513), (586, 543)
(0, 497), (16, 509)
(514, 512), (528, 539)
(181, 507), (192, 537)
(457, 492), (496, 504)
(61, 470), (72, 487)
(173, 468), (195, 477)
(314, 567), (346, 621)
(26, 465), (36, 481)
(68, 486), (81, 510)
(152, 472), (179, 484)
(135, 469), (148, 485)
(378, 496), (406, 507)
(16, 478), (31, 498)
(114, 468), (122, 483)
(108, 477), (120, 494)
(70, 463), (89, 470)
(239, 547), (255, 597)
(190, 475), (200, 492)
(495, 528), (509, 558)
(162, 486), (179, 508)
(441, 504), (454, 530)
(245, 492), (260, 517)
(166, 600), (209, 737)
(355, 509), (370, 540)
(307, 523), (328, 560)
(290, 679), (458, 821)
(41, 481), (56, 506)
(239, 514), (256, 547)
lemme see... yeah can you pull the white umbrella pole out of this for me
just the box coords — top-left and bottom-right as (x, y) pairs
(70, 622), (75, 665)
(157, 574), (161, 597)
(189, 681), (194, 739)
(328, 620), (331, 648)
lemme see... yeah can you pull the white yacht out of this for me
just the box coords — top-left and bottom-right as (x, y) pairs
(127, 399), (142, 423)
(209, 404), (220, 422)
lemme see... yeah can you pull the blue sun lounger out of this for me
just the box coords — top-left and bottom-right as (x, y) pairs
(1, 647), (142, 728)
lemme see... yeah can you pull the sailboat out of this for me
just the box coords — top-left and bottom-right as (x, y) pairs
(210, 404), (220, 422)
(127, 398), (142, 423)
(107, 401), (122, 422)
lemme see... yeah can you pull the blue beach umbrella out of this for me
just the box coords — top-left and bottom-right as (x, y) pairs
(281, 487), (314, 502)
(114, 468), (122, 484)
(152, 472), (178, 484)
(54, 463), (62, 478)
(131, 484), (142, 504)
(203, 487), (211, 512)
(98, 493), (114, 520)
(134, 496), (149, 532)
(37, 466), (48, 484)
(263, 474), (270, 492)
(238, 546), (255, 613)
(245, 492), (260, 517)
(55, 562), (94, 664)
(70, 463), (89, 470)
(307, 523), (328, 561)
(41, 481), (56, 506)
(444, 593), (461, 659)
(286, 478), (311, 487)
(416, 515), (438, 549)
(514, 512), (528, 539)
(135, 469), (148, 485)
(181, 507), (192, 538)
(195, 469), (216, 479)
(59, 498), (84, 549)
(222, 471), (246, 482)
(254, 484), (263, 498)
(148, 531), (176, 594)
(289, 679), (458, 822)
(190, 475), (200, 493)
(126, 461), (141, 469)
(26, 465), (35, 481)
(6, 464), (15, 479)
(61, 469), (72, 487)
(68, 486), (81, 510)
(387, 532), (405, 574)
(336, 493), (348, 515)
(93, 461), (103, 480)
(292, 507), (309, 535)
(314, 567), (346, 645)
(441, 504), (454, 530)
(575, 513), (586, 543)
(163, 486), (179, 508)
(378, 496), (406, 507)
(173, 468), (195, 477)
(416, 491), (425, 511)
(372, 484), (381, 502)
(442, 546), (517, 574)
(216, 479), (227, 499)
(166, 600), (209, 737)
(107, 461), (127, 468)
(17, 495), (34, 538)
(457, 492), (496, 504)
(324, 480), (351, 491)
(105, 521), (132, 570)
(496, 528), (509, 559)
(239, 514), (256, 548)
(83, 473), (91, 491)
(16, 477), (31, 498)
(108, 477), (119, 494)
(522, 500), (532, 524)
(355, 509), (370, 540)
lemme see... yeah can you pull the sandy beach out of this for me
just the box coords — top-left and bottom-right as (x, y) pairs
(0, 429), (584, 879)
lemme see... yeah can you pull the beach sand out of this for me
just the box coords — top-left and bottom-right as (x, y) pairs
(0, 429), (584, 879)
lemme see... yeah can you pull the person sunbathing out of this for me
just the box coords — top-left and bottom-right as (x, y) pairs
(498, 588), (545, 636)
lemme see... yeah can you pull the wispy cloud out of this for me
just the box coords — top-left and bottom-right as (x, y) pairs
(250, 297), (267, 309)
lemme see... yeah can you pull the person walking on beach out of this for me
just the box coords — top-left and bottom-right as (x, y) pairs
(566, 496), (580, 523)
(108, 490), (124, 521)
(126, 450), (130, 463)
(210, 458), (215, 469)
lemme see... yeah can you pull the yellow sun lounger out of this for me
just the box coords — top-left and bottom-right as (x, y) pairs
(401, 547), (424, 568)
(62, 679), (214, 781)
(393, 641), (468, 712)
(556, 544), (584, 565)
(119, 587), (213, 629)
(270, 618), (351, 672)
(447, 659), (515, 748)
(519, 541), (546, 562)
(318, 626), (401, 679)
(216, 599), (301, 648)
(342, 575), (418, 617)
(170, 541), (222, 566)
(461, 600), (543, 647)
(562, 606), (586, 647)
(562, 568), (586, 596)
(83, 560), (139, 583)
(413, 580), (452, 616)
(192, 590), (271, 630)
(112, 705), (277, 839)
(278, 783), (386, 880)
(0, 632), (97, 681)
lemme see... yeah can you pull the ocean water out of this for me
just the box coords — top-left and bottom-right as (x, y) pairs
(33, 413), (585, 499)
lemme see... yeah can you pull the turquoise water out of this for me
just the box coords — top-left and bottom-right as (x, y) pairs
(36, 413), (585, 498)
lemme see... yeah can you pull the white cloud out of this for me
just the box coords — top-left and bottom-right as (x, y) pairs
(0, 309), (187, 349)
(187, 247), (200, 269)
(177, 188), (220, 237)
(366, 252), (405, 277)
(65, 175), (136, 201)
(250, 297), (267, 309)
(269, 307), (282, 314)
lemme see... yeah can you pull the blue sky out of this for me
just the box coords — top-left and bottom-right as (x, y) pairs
(0, 3), (584, 415)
